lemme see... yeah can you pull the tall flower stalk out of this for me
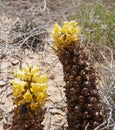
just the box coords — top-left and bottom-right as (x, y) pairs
(10, 66), (48, 130)
(51, 21), (106, 130)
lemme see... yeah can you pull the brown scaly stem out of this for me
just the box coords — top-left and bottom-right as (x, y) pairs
(57, 43), (106, 130)
(10, 106), (45, 130)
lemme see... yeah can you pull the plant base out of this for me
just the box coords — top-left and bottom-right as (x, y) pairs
(10, 106), (45, 130)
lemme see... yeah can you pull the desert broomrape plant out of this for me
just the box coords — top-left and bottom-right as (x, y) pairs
(51, 21), (106, 130)
(10, 66), (48, 130)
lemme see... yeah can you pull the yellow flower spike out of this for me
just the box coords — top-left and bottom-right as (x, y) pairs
(14, 69), (25, 79)
(31, 66), (40, 75)
(51, 20), (80, 49)
(23, 91), (32, 103)
(11, 65), (48, 110)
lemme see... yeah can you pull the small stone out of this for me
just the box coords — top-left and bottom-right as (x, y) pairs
(10, 58), (19, 66)
(0, 80), (6, 87)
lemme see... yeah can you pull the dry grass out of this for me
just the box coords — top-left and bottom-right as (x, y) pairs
(90, 44), (115, 130)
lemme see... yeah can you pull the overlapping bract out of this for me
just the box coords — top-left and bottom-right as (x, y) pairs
(51, 20), (80, 49)
(11, 66), (48, 110)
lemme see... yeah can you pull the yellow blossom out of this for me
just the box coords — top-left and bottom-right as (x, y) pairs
(36, 92), (47, 107)
(31, 83), (40, 95)
(12, 79), (26, 97)
(61, 22), (69, 34)
(73, 35), (79, 41)
(22, 66), (31, 73)
(14, 69), (25, 79)
(51, 20), (80, 49)
(31, 66), (40, 75)
(13, 89), (22, 97)
(51, 23), (61, 36)
(37, 74), (48, 83)
(11, 65), (48, 109)
(14, 99), (25, 106)
(23, 91), (32, 102)
(25, 72), (32, 81)
(69, 20), (77, 27)
(66, 34), (73, 42)
(31, 82), (47, 96)
(32, 72), (40, 82)
(30, 102), (37, 110)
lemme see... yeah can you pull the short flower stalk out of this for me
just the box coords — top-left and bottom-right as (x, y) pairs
(10, 66), (48, 130)
(51, 21), (106, 130)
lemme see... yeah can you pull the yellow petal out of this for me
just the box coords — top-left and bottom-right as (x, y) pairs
(13, 89), (22, 97)
(39, 82), (48, 89)
(14, 99), (25, 106)
(51, 20), (80, 49)
(31, 66), (40, 75)
(32, 72), (40, 82)
(36, 92), (47, 106)
(69, 20), (77, 27)
(23, 91), (32, 102)
(14, 69), (25, 79)
(36, 93), (43, 101)
(31, 83), (40, 95)
(12, 79), (26, 98)
(22, 66), (31, 73)
(73, 35), (79, 41)
(37, 74), (48, 83)
(12, 79), (26, 91)
(25, 72), (32, 81)
(61, 22), (69, 34)
(36, 92), (47, 107)
(51, 23), (61, 35)
(31, 82), (47, 95)
(66, 34), (73, 42)
(30, 102), (37, 110)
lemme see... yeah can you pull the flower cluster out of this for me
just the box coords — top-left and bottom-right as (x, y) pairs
(11, 66), (48, 111)
(51, 20), (80, 49)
